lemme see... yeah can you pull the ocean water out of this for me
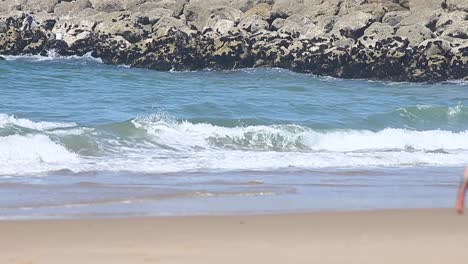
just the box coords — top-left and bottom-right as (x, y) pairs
(0, 54), (467, 219)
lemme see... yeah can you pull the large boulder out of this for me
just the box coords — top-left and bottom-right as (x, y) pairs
(382, 11), (411, 27)
(185, 4), (242, 33)
(396, 23), (434, 46)
(238, 3), (271, 33)
(338, 0), (403, 19)
(433, 10), (468, 34)
(152, 16), (193, 39)
(238, 15), (269, 33)
(271, 0), (304, 18)
(24, 0), (60, 13)
(93, 12), (150, 42)
(128, 0), (188, 16)
(331, 11), (375, 39)
(184, 0), (230, 20)
(211, 19), (235, 34)
(185, 0), (262, 13)
(132, 8), (175, 25)
(231, 0), (274, 12)
(337, 0), (370, 15)
(270, 18), (285, 31)
(52, 16), (96, 35)
(400, 0), (444, 26)
(408, 0), (443, 11)
(439, 35), (467, 46)
(358, 22), (395, 48)
(242, 3), (271, 19)
(54, 0), (92, 17)
(29, 11), (58, 30)
(88, 0), (146, 11)
(380, 0), (410, 11)
(418, 38), (452, 56)
(272, 0), (341, 18)
(364, 22), (395, 36)
(302, 15), (337, 39)
(441, 21), (468, 40)
(446, 0), (468, 12)
(277, 14), (312, 37)
(52, 17), (96, 47)
(0, 0), (26, 14)
(89, 0), (126, 12)
(312, 0), (343, 18)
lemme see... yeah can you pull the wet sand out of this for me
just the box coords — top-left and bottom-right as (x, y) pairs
(1, 209), (467, 264)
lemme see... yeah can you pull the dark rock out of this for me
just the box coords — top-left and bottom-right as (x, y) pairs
(0, 0), (467, 82)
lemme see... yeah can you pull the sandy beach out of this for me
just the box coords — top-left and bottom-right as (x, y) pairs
(1, 209), (467, 264)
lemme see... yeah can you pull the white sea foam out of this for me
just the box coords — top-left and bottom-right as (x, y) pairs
(133, 115), (468, 152)
(444, 80), (468, 86)
(0, 113), (76, 131)
(416, 104), (432, 110)
(448, 103), (463, 117)
(66, 148), (468, 176)
(0, 134), (79, 175)
(2, 51), (103, 63)
(3, 114), (468, 176)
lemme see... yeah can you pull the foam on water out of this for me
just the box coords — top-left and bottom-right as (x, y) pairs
(3, 113), (468, 176)
(0, 134), (79, 175)
(448, 103), (464, 116)
(0, 113), (76, 131)
(133, 114), (468, 152)
(1, 50), (103, 63)
(76, 149), (468, 175)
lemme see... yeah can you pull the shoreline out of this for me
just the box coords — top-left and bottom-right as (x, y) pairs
(1, 209), (467, 264)
(0, 206), (461, 221)
(0, 166), (462, 221)
(1, 1), (468, 82)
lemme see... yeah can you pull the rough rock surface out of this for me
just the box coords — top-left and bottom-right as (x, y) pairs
(0, 0), (467, 81)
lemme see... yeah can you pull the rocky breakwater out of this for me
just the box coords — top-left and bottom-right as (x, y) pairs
(0, 0), (467, 82)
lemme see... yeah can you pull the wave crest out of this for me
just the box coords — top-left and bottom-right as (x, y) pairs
(0, 113), (76, 131)
(3, 113), (468, 176)
(132, 114), (468, 152)
(0, 134), (78, 175)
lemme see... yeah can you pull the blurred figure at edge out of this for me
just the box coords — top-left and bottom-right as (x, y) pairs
(456, 167), (468, 214)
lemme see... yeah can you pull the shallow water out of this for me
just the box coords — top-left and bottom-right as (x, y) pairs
(0, 55), (466, 219)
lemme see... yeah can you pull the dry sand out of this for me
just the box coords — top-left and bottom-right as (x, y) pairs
(1, 209), (467, 264)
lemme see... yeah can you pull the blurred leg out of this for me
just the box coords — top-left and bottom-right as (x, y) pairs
(456, 167), (468, 214)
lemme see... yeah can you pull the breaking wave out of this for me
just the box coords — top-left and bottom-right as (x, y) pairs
(2, 113), (468, 176)
(0, 113), (76, 131)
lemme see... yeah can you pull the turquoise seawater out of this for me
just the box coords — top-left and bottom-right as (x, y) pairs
(0, 54), (466, 219)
